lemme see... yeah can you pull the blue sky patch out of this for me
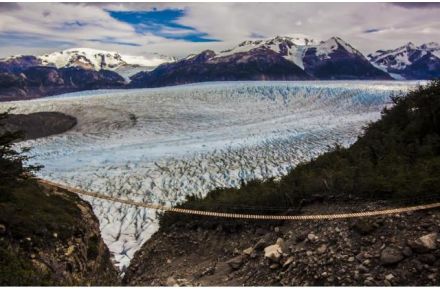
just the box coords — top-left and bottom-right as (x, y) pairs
(109, 9), (220, 42)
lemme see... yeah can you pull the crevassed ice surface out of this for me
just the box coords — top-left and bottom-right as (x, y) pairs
(0, 81), (421, 270)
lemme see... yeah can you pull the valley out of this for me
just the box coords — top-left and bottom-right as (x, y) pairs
(0, 80), (420, 270)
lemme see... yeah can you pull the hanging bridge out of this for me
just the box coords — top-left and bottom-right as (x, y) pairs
(38, 179), (440, 221)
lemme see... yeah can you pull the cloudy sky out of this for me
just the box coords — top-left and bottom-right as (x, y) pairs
(0, 2), (439, 59)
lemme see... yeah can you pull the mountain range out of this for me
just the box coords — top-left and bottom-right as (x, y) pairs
(0, 36), (439, 100)
(368, 42), (440, 80)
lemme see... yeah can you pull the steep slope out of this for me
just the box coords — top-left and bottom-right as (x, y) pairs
(0, 66), (125, 101)
(302, 37), (391, 80)
(0, 112), (119, 286)
(125, 204), (440, 286)
(0, 181), (120, 286)
(368, 42), (440, 79)
(0, 56), (42, 74)
(215, 35), (319, 69)
(130, 48), (313, 88)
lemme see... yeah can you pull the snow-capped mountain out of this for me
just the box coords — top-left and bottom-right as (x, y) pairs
(2, 48), (175, 81)
(302, 37), (390, 80)
(215, 35), (319, 69)
(130, 35), (390, 88)
(38, 48), (175, 80)
(368, 42), (440, 79)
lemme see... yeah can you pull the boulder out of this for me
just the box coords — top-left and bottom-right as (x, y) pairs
(317, 244), (327, 254)
(243, 247), (254, 256)
(165, 277), (178, 287)
(380, 247), (404, 265)
(307, 233), (318, 242)
(282, 256), (294, 268)
(408, 233), (438, 253)
(276, 238), (286, 252)
(227, 255), (245, 270)
(264, 240), (284, 262)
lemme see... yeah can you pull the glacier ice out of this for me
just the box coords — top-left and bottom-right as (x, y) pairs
(0, 80), (422, 270)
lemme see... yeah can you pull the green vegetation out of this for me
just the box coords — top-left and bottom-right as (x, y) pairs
(0, 239), (52, 286)
(0, 109), (86, 285)
(160, 81), (440, 227)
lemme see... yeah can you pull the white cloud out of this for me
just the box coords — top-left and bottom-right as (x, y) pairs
(0, 3), (439, 58)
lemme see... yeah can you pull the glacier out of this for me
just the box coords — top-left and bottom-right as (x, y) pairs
(0, 81), (422, 270)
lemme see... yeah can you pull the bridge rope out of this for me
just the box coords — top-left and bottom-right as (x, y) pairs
(39, 179), (440, 221)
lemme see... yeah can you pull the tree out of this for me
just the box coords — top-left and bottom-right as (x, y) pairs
(0, 109), (41, 188)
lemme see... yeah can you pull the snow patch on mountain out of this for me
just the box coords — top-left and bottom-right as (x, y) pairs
(314, 37), (363, 59)
(215, 35), (318, 68)
(0, 81), (421, 270)
(368, 42), (440, 78)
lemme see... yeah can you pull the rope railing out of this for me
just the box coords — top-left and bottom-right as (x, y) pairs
(39, 179), (440, 221)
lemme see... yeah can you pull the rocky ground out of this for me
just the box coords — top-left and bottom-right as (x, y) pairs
(124, 202), (440, 286)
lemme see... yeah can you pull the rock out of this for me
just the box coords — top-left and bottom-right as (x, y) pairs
(165, 277), (178, 286)
(385, 274), (394, 280)
(363, 279), (374, 286)
(0, 224), (5, 235)
(65, 245), (75, 256)
(418, 254), (436, 265)
(227, 255), (244, 270)
(402, 246), (413, 257)
(177, 278), (192, 287)
(408, 233), (438, 253)
(270, 263), (280, 270)
(352, 220), (378, 235)
(254, 238), (268, 251)
(307, 233), (318, 241)
(317, 244), (327, 254)
(31, 259), (50, 274)
(200, 266), (215, 277)
(358, 265), (369, 273)
(255, 228), (266, 236)
(274, 227), (280, 233)
(264, 243), (284, 262)
(380, 247), (404, 265)
(276, 238), (286, 252)
(282, 256), (294, 268)
(295, 231), (308, 242)
(348, 257), (355, 262)
(243, 247), (254, 256)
